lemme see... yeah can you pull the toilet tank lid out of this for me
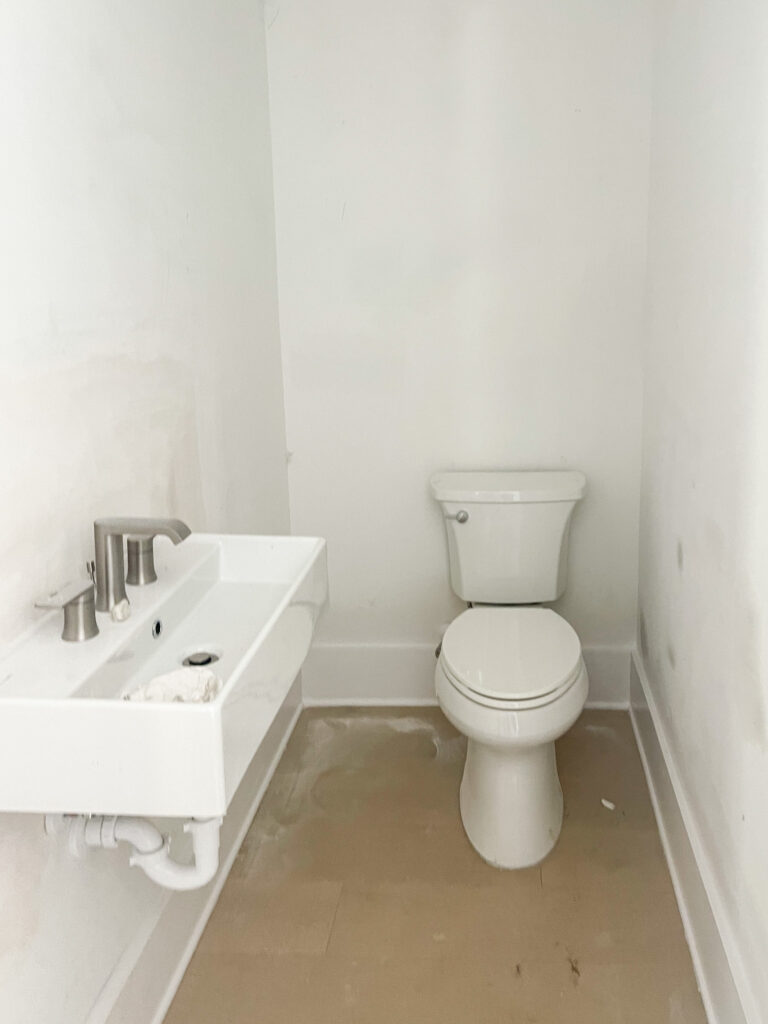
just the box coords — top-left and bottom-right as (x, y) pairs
(429, 470), (586, 504)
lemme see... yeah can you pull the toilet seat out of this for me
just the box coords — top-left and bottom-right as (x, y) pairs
(440, 657), (582, 711)
(440, 607), (583, 708)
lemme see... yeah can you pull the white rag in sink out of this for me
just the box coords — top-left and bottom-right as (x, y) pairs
(123, 667), (222, 703)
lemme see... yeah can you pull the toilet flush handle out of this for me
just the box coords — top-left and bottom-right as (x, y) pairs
(445, 510), (469, 524)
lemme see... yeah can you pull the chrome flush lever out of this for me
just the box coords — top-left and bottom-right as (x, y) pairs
(444, 510), (469, 523)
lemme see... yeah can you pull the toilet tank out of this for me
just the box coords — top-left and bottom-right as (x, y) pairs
(430, 470), (586, 604)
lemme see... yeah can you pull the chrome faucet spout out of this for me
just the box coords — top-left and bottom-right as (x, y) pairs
(93, 517), (191, 612)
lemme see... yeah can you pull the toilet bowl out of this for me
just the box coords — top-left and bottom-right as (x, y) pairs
(435, 606), (588, 869)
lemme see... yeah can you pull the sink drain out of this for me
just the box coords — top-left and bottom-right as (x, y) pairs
(182, 650), (220, 668)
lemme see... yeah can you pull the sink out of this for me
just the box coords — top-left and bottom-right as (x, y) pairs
(0, 535), (327, 817)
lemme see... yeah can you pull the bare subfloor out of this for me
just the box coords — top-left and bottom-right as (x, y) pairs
(166, 709), (706, 1023)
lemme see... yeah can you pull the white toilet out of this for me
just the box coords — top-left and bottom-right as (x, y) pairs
(431, 470), (589, 869)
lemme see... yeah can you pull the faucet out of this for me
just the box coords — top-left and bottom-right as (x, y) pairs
(35, 579), (99, 642)
(93, 517), (191, 613)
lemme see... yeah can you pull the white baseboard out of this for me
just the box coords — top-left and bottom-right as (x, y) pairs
(581, 645), (630, 707)
(301, 642), (437, 706)
(629, 655), (749, 1024)
(105, 679), (303, 1024)
(301, 641), (630, 709)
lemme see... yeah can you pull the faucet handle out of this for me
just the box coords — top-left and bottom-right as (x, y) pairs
(35, 580), (99, 642)
(123, 519), (191, 586)
(126, 535), (158, 585)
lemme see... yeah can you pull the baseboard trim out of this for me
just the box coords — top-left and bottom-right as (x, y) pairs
(105, 681), (303, 1024)
(303, 696), (439, 708)
(582, 645), (631, 707)
(301, 641), (631, 708)
(629, 654), (749, 1024)
(301, 643), (437, 704)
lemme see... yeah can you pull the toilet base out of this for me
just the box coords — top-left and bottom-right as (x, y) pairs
(459, 738), (563, 869)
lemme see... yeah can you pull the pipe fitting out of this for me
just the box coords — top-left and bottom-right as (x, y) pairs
(45, 813), (221, 892)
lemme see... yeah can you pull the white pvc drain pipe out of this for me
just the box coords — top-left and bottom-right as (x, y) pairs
(45, 813), (222, 891)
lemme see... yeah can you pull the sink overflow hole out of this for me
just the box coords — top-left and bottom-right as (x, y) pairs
(182, 651), (220, 668)
(151, 620), (162, 639)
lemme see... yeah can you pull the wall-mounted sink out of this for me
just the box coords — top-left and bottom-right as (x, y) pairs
(0, 535), (327, 817)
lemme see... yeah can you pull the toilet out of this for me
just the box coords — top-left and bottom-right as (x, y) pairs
(431, 470), (589, 869)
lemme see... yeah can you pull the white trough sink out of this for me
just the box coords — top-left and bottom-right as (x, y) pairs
(0, 535), (327, 818)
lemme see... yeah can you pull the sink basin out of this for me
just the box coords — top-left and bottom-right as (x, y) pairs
(0, 535), (327, 817)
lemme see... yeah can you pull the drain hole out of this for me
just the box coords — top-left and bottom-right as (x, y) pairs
(182, 650), (220, 668)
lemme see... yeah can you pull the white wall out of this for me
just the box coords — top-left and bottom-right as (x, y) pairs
(0, 1), (289, 647)
(0, 2), (289, 1021)
(638, 2), (768, 1019)
(266, 0), (652, 704)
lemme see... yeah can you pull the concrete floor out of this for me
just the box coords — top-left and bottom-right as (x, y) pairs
(166, 708), (707, 1023)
